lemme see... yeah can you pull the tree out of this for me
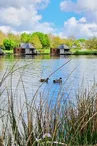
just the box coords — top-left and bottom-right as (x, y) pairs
(35, 32), (46, 48)
(50, 36), (65, 48)
(78, 38), (86, 43)
(8, 33), (20, 47)
(44, 34), (50, 48)
(30, 33), (42, 49)
(73, 40), (81, 48)
(64, 37), (75, 47)
(0, 31), (6, 46)
(85, 37), (97, 50)
(3, 39), (17, 50)
(20, 33), (31, 43)
(34, 32), (50, 48)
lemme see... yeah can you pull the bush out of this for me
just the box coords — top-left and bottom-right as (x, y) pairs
(73, 50), (97, 55)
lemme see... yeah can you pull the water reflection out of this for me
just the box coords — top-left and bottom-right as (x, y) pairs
(0, 56), (4, 71)
(0, 55), (97, 103)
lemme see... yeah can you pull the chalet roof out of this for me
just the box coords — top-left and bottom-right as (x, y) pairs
(58, 44), (70, 50)
(20, 43), (35, 49)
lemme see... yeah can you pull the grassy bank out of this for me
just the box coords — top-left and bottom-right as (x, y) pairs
(71, 49), (97, 55)
(0, 63), (97, 146)
(38, 48), (50, 54)
(3, 49), (13, 54)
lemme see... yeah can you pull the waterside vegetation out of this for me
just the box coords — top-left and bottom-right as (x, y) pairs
(0, 62), (97, 145)
(1, 30), (97, 55)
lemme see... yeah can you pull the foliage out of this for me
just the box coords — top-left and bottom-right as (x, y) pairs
(34, 32), (50, 48)
(73, 49), (97, 55)
(38, 48), (50, 54)
(44, 34), (51, 48)
(3, 38), (17, 50)
(85, 37), (97, 50)
(0, 31), (6, 46)
(20, 32), (31, 43)
(78, 38), (86, 43)
(4, 49), (14, 54)
(73, 40), (81, 47)
(1, 30), (97, 53)
(50, 35), (65, 48)
(65, 36), (75, 47)
(30, 33), (42, 49)
(8, 33), (20, 46)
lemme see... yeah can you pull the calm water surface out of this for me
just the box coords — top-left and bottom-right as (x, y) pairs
(0, 55), (97, 104)
(1, 54), (97, 135)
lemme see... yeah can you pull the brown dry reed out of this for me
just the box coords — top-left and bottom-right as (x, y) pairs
(0, 61), (97, 146)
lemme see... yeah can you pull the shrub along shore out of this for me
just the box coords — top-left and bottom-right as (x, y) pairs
(72, 49), (97, 55)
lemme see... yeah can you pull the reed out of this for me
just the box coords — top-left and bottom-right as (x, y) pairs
(0, 62), (97, 146)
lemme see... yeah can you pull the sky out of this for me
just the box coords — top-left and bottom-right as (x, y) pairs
(0, 0), (97, 38)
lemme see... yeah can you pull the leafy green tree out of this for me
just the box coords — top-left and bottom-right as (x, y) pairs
(74, 39), (86, 49)
(35, 32), (46, 48)
(20, 32), (31, 43)
(0, 31), (6, 46)
(85, 37), (97, 50)
(8, 33), (20, 47)
(3, 39), (17, 50)
(50, 36), (65, 48)
(44, 34), (50, 48)
(34, 32), (50, 48)
(64, 37), (75, 47)
(73, 40), (81, 47)
(78, 38), (86, 43)
(30, 33), (42, 49)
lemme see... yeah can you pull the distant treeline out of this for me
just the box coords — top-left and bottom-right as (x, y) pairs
(0, 30), (97, 51)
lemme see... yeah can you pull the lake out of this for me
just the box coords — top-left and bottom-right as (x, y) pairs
(0, 54), (97, 136)
(0, 54), (97, 106)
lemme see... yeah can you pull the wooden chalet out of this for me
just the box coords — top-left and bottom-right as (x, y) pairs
(57, 44), (72, 55)
(14, 43), (37, 55)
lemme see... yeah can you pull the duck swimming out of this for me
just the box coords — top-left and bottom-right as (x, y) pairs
(39, 78), (49, 83)
(53, 77), (62, 83)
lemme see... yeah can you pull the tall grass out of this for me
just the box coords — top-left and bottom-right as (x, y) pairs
(73, 49), (97, 55)
(0, 62), (97, 146)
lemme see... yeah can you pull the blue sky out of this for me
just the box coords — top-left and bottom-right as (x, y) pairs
(0, 0), (97, 38)
(39, 0), (82, 28)
(39, 0), (67, 28)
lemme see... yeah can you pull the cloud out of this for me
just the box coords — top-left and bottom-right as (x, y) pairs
(60, 0), (97, 13)
(0, 0), (55, 34)
(59, 0), (97, 38)
(60, 0), (78, 12)
(0, 7), (42, 27)
(60, 0), (97, 22)
(0, 26), (17, 34)
(61, 17), (97, 38)
(0, 0), (49, 9)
